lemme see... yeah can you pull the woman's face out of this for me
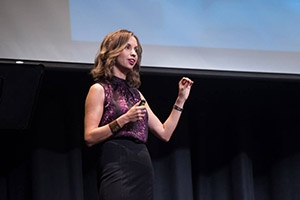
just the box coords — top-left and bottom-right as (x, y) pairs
(115, 36), (139, 73)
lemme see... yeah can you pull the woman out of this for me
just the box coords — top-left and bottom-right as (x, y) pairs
(84, 29), (193, 200)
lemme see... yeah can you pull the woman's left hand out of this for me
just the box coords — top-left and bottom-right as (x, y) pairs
(178, 77), (194, 101)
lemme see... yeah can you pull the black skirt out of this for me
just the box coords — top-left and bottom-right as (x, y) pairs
(97, 139), (154, 200)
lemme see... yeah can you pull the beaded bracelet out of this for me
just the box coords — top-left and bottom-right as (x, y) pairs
(173, 104), (183, 112)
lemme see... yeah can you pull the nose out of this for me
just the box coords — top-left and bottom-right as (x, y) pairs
(131, 49), (137, 57)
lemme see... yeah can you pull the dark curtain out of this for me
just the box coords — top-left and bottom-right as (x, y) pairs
(1, 63), (300, 200)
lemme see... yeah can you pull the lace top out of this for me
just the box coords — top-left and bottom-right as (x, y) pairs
(98, 76), (148, 143)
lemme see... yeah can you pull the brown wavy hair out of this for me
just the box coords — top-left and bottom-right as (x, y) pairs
(91, 29), (142, 88)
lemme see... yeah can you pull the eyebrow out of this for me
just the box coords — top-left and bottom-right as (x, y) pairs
(127, 42), (138, 47)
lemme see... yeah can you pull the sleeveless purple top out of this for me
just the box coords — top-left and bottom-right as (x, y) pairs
(98, 76), (148, 143)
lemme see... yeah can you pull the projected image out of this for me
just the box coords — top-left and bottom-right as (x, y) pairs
(69, 0), (300, 52)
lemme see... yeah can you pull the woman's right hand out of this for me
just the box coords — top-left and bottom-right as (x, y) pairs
(125, 101), (147, 122)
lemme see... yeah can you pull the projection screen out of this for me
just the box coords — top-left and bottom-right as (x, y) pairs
(1, 0), (300, 75)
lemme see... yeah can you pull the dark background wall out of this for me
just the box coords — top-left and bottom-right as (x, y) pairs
(1, 61), (300, 200)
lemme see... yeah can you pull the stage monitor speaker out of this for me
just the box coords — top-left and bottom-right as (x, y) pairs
(0, 63), (44, 130)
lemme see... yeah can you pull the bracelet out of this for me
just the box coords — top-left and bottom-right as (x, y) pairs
(108, 120), (121, 134)
(173, 104), (183, 112)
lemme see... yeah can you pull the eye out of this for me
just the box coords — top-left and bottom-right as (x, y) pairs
(134, 47), (139, 54)
(125, 44), (131, 49)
